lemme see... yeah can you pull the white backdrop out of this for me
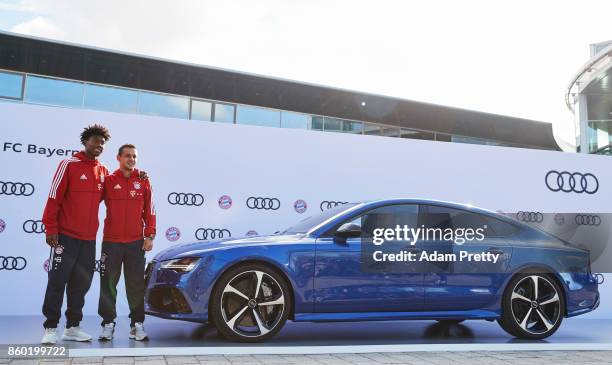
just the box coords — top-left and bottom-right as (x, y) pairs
(0, 102), (610, 318)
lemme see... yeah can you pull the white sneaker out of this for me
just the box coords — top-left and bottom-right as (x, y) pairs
(62, 326), (92, 342)
(98, 323), (115, 341)
(41, 328), (58, 344)
(129, 322), (148, 341)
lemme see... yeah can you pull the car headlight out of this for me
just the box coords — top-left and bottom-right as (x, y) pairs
(161, 257), (200, 272)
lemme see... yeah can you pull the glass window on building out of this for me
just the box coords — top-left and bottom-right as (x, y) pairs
(191, 99), (213, 121)
(0, 71), (23, 99)
(281, 111), (311, 129)
(343, 120), (364, 134)
(214, 103), (235, 123)
(586, 94), (612, 152)
(84, 83), (138, 114)
(381, 127), (401, 137)
(323, 117), (343, 132)
(236, 105), (280, 127)
(435, 133), (452, 142)
(452, 135), (482, 144)
(363, 123), (380, 135)
(25, 75), (84, 108)
(400, 129), (435, 140)
(587, 121), (612, 152)
(311, 116), (324, 130)
(138, 91), (189, 119)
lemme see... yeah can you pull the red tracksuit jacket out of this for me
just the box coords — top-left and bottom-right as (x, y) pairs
(102, 168), (156, 243)
(42, 151), (109, 241)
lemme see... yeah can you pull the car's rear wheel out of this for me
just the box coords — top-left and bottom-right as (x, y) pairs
(210, 263), (291, 342)
(498, 273), (564, 339)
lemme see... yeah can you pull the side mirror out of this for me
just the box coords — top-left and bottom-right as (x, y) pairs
(334, 222), (361, 244)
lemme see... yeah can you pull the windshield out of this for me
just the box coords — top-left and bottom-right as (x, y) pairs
(282, 203), (358, 234)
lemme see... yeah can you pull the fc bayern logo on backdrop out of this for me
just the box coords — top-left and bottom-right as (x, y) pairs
(166, 227), (181, 242)
(218, 195), (232, 209)
(294, 200), (307, 213)
(246, 230), (258, 237)
(0, 219), (5, 234)
(43, 258), (50, 272)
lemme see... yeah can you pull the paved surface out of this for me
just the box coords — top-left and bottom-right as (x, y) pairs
(2, 317), (611, 348)
(1, 351), (612, 364)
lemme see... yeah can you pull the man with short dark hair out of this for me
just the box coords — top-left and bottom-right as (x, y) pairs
(98, 144), (156, 341)
(41, 124), (111, 344)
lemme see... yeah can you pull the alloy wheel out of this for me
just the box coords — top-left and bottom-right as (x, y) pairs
(220, 270), (286, 338)
(510, 275), (561, 335)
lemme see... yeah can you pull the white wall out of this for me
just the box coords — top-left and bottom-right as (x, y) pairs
(0, 102), (610, 318)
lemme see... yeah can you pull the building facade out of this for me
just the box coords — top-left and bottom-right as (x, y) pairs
(567, 40), (612, 154)
(0, 31), (559, 150)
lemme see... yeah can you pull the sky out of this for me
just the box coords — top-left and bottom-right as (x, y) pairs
(1, 0), (610, 148)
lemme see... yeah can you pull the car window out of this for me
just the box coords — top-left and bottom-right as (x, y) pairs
(326, 204), (419, 237)
(282, 203), (358, 234)
(419, 205), (519, 238)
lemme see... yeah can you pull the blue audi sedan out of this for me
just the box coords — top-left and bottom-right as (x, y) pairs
(145, 199), (601, 342)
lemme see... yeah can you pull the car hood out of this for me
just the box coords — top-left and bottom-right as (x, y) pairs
(153, 233), (308, 261)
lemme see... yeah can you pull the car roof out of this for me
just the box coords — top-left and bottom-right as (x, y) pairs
(309, 198), (526, 237)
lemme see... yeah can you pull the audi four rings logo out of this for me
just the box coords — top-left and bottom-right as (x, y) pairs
(0, 256), (27, 270)
(23, 219), (45, 233)
(0, 181), (35, 196)
(545, 171), (599, 194)
(167, 192), (204, 206)
(516, 211), (544, 223)
(247, 197), (280, 210)
(195, 228), (231, 240)
(320, 200), (348, 211)
(575, 214), (601, 226)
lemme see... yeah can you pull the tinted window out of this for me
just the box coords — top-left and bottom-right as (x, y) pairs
(419, 205), (518, 238)
(283, 203), (358, 234)
(311, 116), (324, 130)
(236, 105), (280, 127)
(363, 123), (380, 135)
(481, 215), (520, 236)
(25, 75), (83, 108)
(191, 99), (212, 121)
(84, 83), (138, 113)
(400, 129), (435, 140)
(214, 103), (235, 123)
(281, 111), (310, 129)
(138, 91), (189, 119)
(324, 117), (343, 132)
(344, 120), (363, 134)
(327, 204), (419, 236)
(0, 71), (23, 99)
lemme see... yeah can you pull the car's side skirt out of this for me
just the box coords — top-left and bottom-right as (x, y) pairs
(294, 310), (499, 322)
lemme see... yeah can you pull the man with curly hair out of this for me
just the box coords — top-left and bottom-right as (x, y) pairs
(40, 124), (148, 344)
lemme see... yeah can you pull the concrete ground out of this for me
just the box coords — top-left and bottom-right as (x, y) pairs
(2, 351), (612, 365)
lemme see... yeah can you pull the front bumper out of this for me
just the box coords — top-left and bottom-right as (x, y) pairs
(144, 260), (212, 323)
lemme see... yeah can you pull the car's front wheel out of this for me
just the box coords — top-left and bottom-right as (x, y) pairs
(210, 263), (291, 342)
(498, 273), (564, 339)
